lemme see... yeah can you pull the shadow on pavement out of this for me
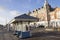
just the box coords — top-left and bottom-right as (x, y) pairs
(31, 31), (60, 38)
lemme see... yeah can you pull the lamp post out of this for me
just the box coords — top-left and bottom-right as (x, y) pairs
(45, 2), (50, 28)
(46, 7), (50, 28)
(6, 17), (10, 31)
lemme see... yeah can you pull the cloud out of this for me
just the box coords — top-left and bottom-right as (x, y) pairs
(0, 17), (5, 22)
(0, 6), (21, 25)
(9, 10), (20, 17)
(0, 6), (23, 25)
(0, 16), (6, 25)
(0, 6), (6, 12)
(0, 7), (7, 25)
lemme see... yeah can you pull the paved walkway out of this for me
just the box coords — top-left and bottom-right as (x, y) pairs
(0, 26), (18, 40)
(1, 26), (60, 40)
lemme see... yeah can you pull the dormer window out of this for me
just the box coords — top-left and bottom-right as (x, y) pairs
(38, 8), (40, 10)
(36, 9), (38, 11)
(33, 10), (35, 12)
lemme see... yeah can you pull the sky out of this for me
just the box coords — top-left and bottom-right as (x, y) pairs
(0, 0), (60, 25)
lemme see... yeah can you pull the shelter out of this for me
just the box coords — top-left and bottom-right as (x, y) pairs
(10, 14), (39, 38)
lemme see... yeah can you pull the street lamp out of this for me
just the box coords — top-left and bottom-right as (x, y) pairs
(45, 0), (50, 28)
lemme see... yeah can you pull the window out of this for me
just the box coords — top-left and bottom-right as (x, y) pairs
(57, 11), (60, 18)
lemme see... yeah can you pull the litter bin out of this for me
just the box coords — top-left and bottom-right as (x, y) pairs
(19, 31), (31, 38)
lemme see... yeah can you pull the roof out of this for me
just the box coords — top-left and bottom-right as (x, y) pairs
(15, 14), (38, 20)
(10, 14), (39, 23)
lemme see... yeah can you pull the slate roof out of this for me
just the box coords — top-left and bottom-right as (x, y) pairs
(15, 14), (38, 20)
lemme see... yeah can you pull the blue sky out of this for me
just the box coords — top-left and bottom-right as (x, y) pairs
(0, 0), (60, 25)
